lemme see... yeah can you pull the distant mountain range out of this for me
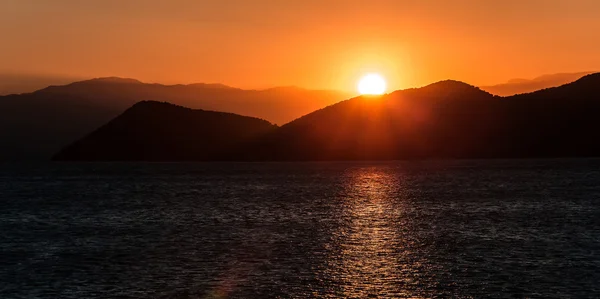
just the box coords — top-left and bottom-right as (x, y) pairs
(2, 72), (590, 98)
(55, 73), (600, 161)
(479, 72), (593, 96)
(31, 77), (349, 125)
(0, 78), (348, 160)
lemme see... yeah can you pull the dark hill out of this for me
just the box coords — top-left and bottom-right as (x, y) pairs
(53, 101), (277, 161)
(0, 78), (347, 160)
(236, 74), (600, 160)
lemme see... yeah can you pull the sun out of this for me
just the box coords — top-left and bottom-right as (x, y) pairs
(357, 73), (387, 95)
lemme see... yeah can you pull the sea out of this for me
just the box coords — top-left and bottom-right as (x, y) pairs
(1, 160), (599, 298)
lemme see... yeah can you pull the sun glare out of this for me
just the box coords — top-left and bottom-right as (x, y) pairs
(358, 73), (387, 95)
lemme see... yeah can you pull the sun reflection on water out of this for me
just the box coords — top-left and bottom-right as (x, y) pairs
(321, 167), (426, 298)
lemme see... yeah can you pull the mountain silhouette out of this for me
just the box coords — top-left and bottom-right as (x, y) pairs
(0, 78), (347, 160)
(53, 101), (276, 161)
(241, 73), (600, 160)
(236, 81), (498, 160)
(479, 72), (593, 96)
(55, 73), (600, 161)
(34, 78), (348, 125)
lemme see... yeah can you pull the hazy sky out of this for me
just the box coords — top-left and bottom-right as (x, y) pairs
(2, 0), (600, 91)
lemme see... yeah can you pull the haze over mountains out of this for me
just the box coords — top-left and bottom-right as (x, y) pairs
(0, 78), (348, 160)
(55, 73), (600, 161)
(479, 72), (593, 96)
(0, 73), (79, 96)
(32, 77), (349, 125)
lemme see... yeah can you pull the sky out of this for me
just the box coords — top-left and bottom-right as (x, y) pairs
(1, 0), (600, 92)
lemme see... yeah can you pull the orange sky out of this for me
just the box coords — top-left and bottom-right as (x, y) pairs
(2, 0), (600, 92)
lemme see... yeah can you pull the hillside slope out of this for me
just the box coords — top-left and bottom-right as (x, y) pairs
(53, 101), (277, 161)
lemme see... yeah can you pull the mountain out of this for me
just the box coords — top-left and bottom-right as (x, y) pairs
(56, 73), (600, 161)
(480, 72), (593, 96)
(242, 73), (600, 160)
(33, 78), (348, 125)
(53, 101), (276, 161)
(0, 78), (348, 160)
(237, 81), (501, 160)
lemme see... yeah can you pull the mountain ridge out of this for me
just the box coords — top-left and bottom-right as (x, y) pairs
(54, 72), (600, 161)
(0, 78), (348, 160)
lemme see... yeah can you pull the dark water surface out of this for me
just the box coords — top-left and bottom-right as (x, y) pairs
(1, 160), (599, 298)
